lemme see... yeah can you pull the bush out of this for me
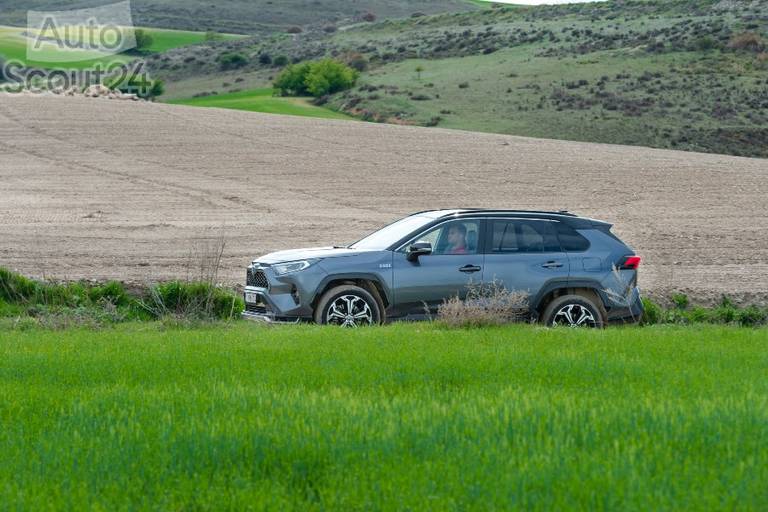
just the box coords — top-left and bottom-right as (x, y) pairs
(640, 297), (662, 325)
(218, 52), (249, 70)
(286, 26), (303, 34)
(361, 12), (377, 23)
(273, 62), (312, 95)
(274, 59), (358, 98)
(727, 32), (765, 52)
(438, 281), (528, 328)
(133, 29), (154, 52)
(0, 267), (243, 326)
(273, 55), (289, 67)
(258, 53), (272, 65)
(145, 281), (243, 321)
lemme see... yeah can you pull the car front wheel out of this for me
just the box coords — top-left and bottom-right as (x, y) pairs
(314, 285), (382, 327)
(542, 294), (605, 328)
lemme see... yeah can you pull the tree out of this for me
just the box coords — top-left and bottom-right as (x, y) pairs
(133, 29), (154, 52)
(273, 59), (358, 98)
(273, 62), (312, 95)
(304, 59), (359, 97)
(415, 65), (424, 80)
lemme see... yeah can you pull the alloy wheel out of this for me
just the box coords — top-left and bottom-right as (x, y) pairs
(325, 294), (374, 327)
(552, 303), (597, 328)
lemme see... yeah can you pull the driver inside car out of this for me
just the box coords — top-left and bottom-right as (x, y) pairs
(446, 223), (469, 255)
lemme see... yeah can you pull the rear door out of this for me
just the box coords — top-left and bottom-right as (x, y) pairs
(392, 218), (485, 315)
(482, 218), (569, 299)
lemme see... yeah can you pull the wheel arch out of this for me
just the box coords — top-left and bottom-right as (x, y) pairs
(311, 274), (390, 312)
(532, 279), (609, 320)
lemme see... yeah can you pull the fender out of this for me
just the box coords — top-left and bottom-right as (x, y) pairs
(313, 272), (393, 307)
(531, 278), (610, 311)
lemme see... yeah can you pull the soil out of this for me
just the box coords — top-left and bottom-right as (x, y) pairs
(1, 95), (766, 305)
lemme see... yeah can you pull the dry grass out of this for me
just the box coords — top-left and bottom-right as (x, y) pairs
(437, 280), (528, 328)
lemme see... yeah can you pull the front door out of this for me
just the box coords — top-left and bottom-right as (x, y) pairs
(393, 218), (484, 315)
(482, 218), (570, 301)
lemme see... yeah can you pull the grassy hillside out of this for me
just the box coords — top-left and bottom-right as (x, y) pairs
(2, 323), (767, 509)
(169, 87), (353, 119)
(0, 0), (479, 34)
(154, 0), (768, 157)
(0, 25), (242, 70)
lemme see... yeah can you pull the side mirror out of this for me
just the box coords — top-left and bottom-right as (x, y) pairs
(406, 241), (432, 262)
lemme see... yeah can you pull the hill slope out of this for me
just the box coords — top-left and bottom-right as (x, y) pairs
(0, 0), (479, 34)
(153, 0), (768, 157)
(0, 95), (766, 304)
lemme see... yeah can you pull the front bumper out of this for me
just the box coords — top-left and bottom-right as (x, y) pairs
(241, 309), (302, 324)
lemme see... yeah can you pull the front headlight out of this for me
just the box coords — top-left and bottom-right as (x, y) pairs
(272, 260), (314, 276)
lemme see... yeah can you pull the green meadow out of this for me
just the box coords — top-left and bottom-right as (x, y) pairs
(1, 323), (766, 510)
(169, 87), (354, 120)
(0, 25), (242, 70)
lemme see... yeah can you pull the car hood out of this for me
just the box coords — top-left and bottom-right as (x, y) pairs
(254, 246), (369, 265)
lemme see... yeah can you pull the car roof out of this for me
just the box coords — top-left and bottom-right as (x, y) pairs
(410, 209), (609, 228)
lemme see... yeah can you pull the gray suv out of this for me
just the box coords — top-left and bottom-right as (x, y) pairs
(243, 209), (643, 327)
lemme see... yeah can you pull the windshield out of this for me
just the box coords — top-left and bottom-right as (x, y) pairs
(350, 215), (435, 251)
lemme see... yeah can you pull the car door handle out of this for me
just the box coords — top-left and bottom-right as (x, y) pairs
(459, 265), (482, 274)
(542, 261), (564, 269)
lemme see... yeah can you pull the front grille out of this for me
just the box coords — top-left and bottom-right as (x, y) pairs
(247, 267), (269, 288)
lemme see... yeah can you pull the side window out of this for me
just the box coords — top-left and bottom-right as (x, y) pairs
(491, 220), (561, 253)
(411, 220), (481, 255)
(556, 223), (591, 252)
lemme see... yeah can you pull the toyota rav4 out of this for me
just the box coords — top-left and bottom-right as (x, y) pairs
(243, 209), (643, 327)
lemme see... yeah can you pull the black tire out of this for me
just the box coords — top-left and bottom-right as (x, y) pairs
(541, 294), (605, 328)
(314, 285), (382, 327)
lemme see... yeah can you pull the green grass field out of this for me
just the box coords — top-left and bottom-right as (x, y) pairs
(0, 25), (242, 70)
(1, 323), (766, 510)
(169, 87), (354, 120)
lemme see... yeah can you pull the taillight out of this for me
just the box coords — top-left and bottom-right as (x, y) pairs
(619, 255), (641, 270)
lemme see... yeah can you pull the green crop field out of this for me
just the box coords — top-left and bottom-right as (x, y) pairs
(169, 87), (354, 120)
(1, 323), (766, 510)
(0, 25), (242, 70)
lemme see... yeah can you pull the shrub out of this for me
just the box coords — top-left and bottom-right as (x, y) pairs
(274, 59), (358, 97)
(218, 52), (249, 70)
(346, 53), (369, 72)
(144, 281), (243, 321)
(737, 306), (767, 327)
(0, 268), (38, 303)
(361, 12), (377, 23)
(286, 26), (303, 34)
(204, 30), (223, 42)
(273, 55), (289, 67)
(273, 62), (312, 95)
(133, 29), (154, 52)
(437, 281), (528, 328)
(727, 32), (765, 52)
(640, 297), (662, 325)
(305, 59), (359, 97)
(258, 53), (272, 65)
(671, 293), (689, 310)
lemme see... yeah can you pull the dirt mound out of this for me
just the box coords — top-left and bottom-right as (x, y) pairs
(0, 95), (766, 305)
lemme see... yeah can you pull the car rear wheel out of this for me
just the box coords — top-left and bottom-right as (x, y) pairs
(314, 285), (382, 327)
(542, 294), (605, 328)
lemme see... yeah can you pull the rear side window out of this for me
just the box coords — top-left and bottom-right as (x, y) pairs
(490, 220), (560, 253)
(556, 223), (590, 252)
